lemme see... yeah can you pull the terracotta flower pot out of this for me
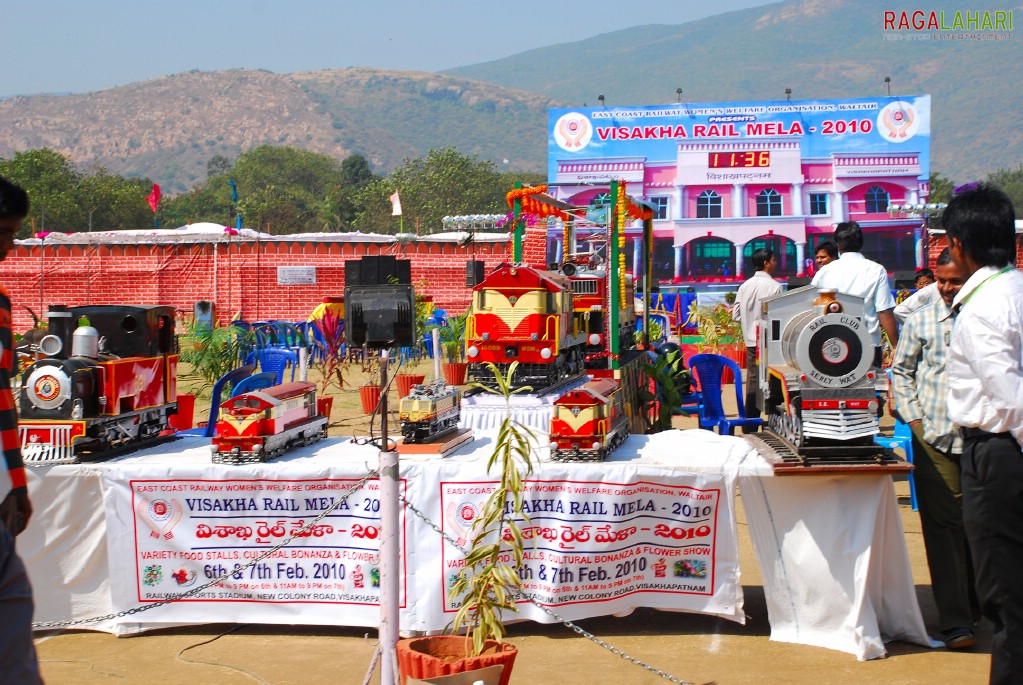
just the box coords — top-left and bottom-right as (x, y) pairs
(443, 362), (468, 386)
(359, 385), (382, 414)
(316, 395), (333, 419)
(395, 373), (426, 398)
(396, 636), (517, 685)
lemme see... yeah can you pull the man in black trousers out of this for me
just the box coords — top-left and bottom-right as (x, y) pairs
(944, 182), (1023, 684)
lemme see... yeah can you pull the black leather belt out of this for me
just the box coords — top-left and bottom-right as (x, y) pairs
(961, 427), (1011, 440)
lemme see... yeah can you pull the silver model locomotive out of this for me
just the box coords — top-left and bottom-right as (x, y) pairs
(758, 286), (884, 458)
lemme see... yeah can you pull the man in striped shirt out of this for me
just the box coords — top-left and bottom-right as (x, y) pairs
(891, 247), (977, 650)
(0, 176), (41, 683)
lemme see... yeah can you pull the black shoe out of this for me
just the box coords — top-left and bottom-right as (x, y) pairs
(942, 628), (976, 650)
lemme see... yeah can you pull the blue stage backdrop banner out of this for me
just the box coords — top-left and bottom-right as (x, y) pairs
(548, 95), (931, 185)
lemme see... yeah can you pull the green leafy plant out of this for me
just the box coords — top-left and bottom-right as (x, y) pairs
(634, 318), (665, 346)
(448, 361), (535, 657)
(684, 302), (741, 353)
(637, 350), (688, 432)
(180, 322), (254, 397)
(441, 312), (468, 363)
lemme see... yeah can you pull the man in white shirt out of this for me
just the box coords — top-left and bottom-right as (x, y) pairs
(731, 248), (782, 430)
(944, 182), (1023, 685)
(812, 221), (899, 364)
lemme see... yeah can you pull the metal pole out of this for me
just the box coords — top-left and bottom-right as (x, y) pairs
(378, 350), (400, 685)
(432, 328), (442, 381)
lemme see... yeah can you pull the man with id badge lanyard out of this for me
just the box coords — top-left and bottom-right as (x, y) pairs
(944, 182), (1023, 685)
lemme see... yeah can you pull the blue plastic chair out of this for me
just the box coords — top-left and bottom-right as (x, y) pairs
(873, 418), (917, 510)
(230, 371), (279, 398)
(177, 364), (254, 437)
(679, 390), (704, 416)
(688, 353), (763, 435)
(257, 347), (298, 384)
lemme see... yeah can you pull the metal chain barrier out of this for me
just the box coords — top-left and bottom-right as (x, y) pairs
(34, 464), (695, 684)
(400, 495), (695, 685)
(32, 469), (380, 630)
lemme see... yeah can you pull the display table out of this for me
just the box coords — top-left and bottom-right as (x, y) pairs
(21, 428), (933, 660)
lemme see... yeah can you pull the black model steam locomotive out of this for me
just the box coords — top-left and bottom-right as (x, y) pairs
(18, 305), (179, 463)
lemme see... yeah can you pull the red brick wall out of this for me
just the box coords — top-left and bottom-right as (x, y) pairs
(0, 238), (512, 332)
(926, 234), (1023, 268)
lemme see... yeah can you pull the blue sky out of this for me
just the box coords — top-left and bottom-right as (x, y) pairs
(0, 0), (777, 98)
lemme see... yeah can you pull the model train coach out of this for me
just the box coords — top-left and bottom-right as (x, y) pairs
(212, 381), (328, 464)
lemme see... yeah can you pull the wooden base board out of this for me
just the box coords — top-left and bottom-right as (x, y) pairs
(397, 428), (473, 456)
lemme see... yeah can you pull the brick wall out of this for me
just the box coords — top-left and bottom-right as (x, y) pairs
(926, 234), (1023, 268)
(0, 238), (512, 332)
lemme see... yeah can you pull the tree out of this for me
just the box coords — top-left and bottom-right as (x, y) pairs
(388, 148), (507, 233)
(207, 154), (232, 178)
(0, 149), (83, 235)
(239, 185), (300, 235)
(229, 145), (345, 232)
(77, 169), (153, 230)
(161, 175), (236, 228)
(987, 165), (1023, 217)
(928, 172), (954, 205)
(340, 154), (377, 189)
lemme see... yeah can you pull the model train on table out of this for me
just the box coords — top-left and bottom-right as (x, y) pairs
(211, 381), (328, 464)
(465, 258), (636, 393)
(548, 377), (629, 461)
(398, 379), (462, 444)
(757, 286), (887, 463)
(18, 305), (180, 464)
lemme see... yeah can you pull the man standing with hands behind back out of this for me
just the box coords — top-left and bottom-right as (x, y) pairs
(891, 247), (977, 650)
(0, 176), (42, 684)
(944, 182), (1023, 685)
(732, 247), (782, 430)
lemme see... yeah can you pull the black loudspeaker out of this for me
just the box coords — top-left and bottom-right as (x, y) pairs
(465, 260), (485, 287)
(345, 256), (412, 286)
(345, 260), (361, 287)
(787, 276), (812, 290)
(344, 285), (416, 348)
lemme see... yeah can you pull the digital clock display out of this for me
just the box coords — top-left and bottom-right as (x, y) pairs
(708, 151), (771, 168)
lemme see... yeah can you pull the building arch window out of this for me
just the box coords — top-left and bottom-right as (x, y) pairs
(756, 188), (782, 217)
(696, 190), (722, 219)
(865, 185), (889, 213)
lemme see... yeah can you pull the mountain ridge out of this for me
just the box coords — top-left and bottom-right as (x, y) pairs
(0, 0), (1018, 191)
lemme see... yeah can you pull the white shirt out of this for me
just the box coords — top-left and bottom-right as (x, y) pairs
(947, 265), (1023, 447)
(811, 252), (896, 346)
(732, 271), (783, 347)
(893, 282), (939, 324)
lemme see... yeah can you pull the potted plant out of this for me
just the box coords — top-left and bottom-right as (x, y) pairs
(310, 309), (347, 418)
(357, 352), (384, 415)
(637, 348), (690, 432)
(441, 312), (469, 386)
(397, 361), (534, 685)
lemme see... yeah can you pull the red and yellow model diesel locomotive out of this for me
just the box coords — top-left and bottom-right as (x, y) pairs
(549, 377), (630, 461)
(19, 305), (179, 464)
(465, 261), (635, 392)
(212, 381), (328, 464)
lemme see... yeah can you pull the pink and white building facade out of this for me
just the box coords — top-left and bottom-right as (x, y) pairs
(547, 96), (932, 282)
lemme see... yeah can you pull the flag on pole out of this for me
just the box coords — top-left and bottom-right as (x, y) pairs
(389, 190), (402, 216)
(146, 184), (161, 213)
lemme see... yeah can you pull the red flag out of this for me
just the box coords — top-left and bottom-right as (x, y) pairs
(146, 184), (161, 213)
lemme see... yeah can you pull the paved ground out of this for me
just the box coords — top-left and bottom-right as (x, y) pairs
(30, 362), (995, 684)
